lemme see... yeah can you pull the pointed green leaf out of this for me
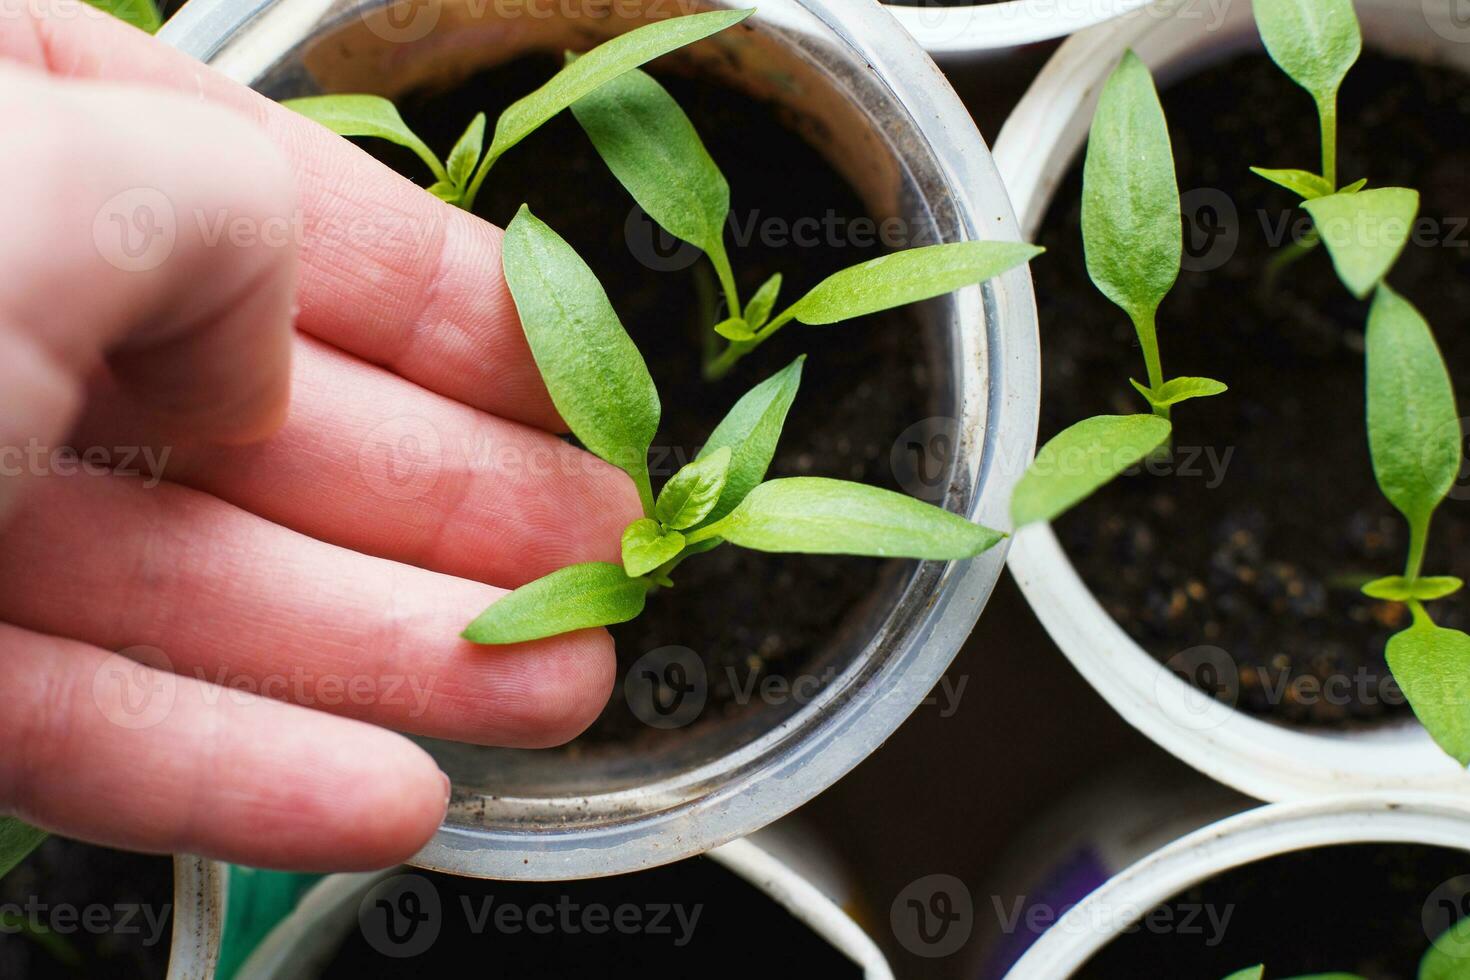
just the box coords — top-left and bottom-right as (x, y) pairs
(281, 95), (447, 182)
(714, 317), (756, 341)
(1251, 166), (1334, 200)
(1365, 285), (1459, 530)
(1011, 415), (1173, 527)
(656, 446), (732, 529)
(571, 67), (732, 279)
(702, 478), (1003, 560)
(1339, 178), (1369, 194)
(785, 241), (1042, 326)
(1082, 51), (1181, 325)
(466, 8), (755, 203)
(86, 0), (161, 32)
(1253, 0), (1362, 108)
(744, 273), (783, 329)
(1388, 623), (1470, 765)
(1363, 576), (1464, 602)
(1422, 914), (1470, 979)
(446, 112), (486, 189)
(1131, 376), (1228, 409)
(698, 355), (804, 524)
(1303, 187), (1419, 299)
(462, 562), (650, 644)
(503, 206), (661, 513)
(621, 520), (686, 577)
(1221, 969), (1264, 980)
(426, 181), (459, 203)
(0, 818), (47, 882)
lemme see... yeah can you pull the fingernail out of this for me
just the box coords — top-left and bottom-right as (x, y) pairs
(439, 770), (452, 812)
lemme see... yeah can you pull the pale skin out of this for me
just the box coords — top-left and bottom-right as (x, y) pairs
(0, 0), (641, 871)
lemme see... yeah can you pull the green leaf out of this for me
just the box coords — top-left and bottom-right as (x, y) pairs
(281, 95), (447, 182)
(1221, 969), (1264, 980)
(1253, 0), (1362, 108)
(1363, 576), (1464, 601)
(1082, 51), (1181, 325)
(1365, 285), (1459, 532)
(445, 112), (486, 190)
(85, 0), (161, 32)
(426, 181), (459, 202)
(1302, 187), (1419, 299)
(502, 206), (661, 514)
(1251, 166), (1334, 200)
(1422, 914), (1470, 980)
(1339, 178), (1369, 194)
(656, 446), (732, 529)
(698, 355), (805, 524)
(462, 562), (650, 644)
(714, 317), (756, 341)
(785, 241), (1042, 327)
(1130, 376), (1228, 409)
(621, 520), (686, 577)
(700, 478), (1004, 560)
(1011, 415), (1173, 527)
(571, 67), (733, 282)
(744, 273), (783, 329)
(1387, 623), (1470, 765)
(465, 9), (755, 205)
(0, 818), (47, 881)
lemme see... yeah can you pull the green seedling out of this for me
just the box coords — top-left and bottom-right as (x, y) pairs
(567, 66), (1041, 378)
(1226, 914), (1470, 979)
(1, 816), (47, 883)
(1361, 285), (1470, 764)
(1250, 0), (1419, 297)
(1009, 51), (1226, 528)
(282, 9), (753, 210)
(460, 206), (1004, 644)
(86, 0), (161, 33)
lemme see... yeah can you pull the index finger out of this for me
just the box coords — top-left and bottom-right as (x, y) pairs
(2, 0), (562, 431)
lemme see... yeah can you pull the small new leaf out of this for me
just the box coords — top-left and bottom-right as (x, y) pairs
(744, 273), (782, 329)
(1011, 415), (1173, 527)
(1221, 969), (1264, 980)
(786, 241), (1043, 326)
(1387, 623), (1470, 766)
(281, 95), (447, 182)
(462, 562), (650, 644)
(426, 181), (460, 202)
(1302, 187), (1419, 299)
(656, 446), (732, 529)
(1250, 166), (1334, 201)
(86, 0), (162, 32)
(1082, 51), (1181, 325)
(1362, 576), (1464, 602)
(446, 112), (486, 189)
(1252, 0), (1362, 109)
(714, 317), (756, 341)
(572, 68), (735, 289)
(1421, 914), (1470, 980)
(1130, 376), (1228, 410)
(1365, 284), (1459, 532)
(698, 355), (804, 524)
(1339, 178), (1369, 194)
(503, 206), (661, 513)
(0, 818), (47, 882)
(702, 478), (1004, 560)
(621, 520), (687, 577)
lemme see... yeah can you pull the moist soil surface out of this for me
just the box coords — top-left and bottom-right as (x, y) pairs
(321, 858), (863, 977)
(384, 56), (932, 743)
(1079, 843), (1470, 978)
(0, 838), (173, 979)
(1037, 51), (1470, 727)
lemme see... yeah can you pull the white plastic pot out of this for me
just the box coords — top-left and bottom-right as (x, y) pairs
(167, 856), (226, 980)
(1005, 794), (1470, 978)
(997, 0), (1470, 801)
(883, 0), (1158, 57)
(229, 833), (894, 978)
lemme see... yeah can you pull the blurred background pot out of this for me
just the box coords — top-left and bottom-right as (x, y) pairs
(158, 0), (1038, 880)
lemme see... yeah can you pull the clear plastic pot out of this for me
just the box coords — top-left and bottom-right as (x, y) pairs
(158, 0), (1039, 879)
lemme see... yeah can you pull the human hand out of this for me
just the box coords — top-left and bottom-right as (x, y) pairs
(0, 0), (639, 871)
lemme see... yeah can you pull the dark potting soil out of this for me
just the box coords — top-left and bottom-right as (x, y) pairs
(1078, 843), (1470, 979)
(320, 858), (863, 977)
(0, 837), (174, 979)
(381, 56), (932, 743)
(1037, 51), (1470, 727)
